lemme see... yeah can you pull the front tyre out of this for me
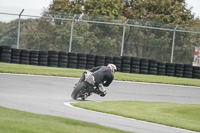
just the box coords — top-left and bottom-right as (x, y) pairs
(71, 81), (87, 100)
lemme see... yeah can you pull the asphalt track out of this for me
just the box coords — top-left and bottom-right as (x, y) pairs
(0, 73), (199, 133)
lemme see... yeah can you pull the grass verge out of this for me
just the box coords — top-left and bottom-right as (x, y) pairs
(0, 106), (132, 133)
(0, 62), (200, 87)
(72, 101), (200, 132)
(1, 62), (200, 132)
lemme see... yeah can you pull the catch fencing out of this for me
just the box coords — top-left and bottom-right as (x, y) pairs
(0, 11), (200, 65)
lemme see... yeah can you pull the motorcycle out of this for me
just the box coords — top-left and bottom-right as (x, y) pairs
(71, 71), (100, 100)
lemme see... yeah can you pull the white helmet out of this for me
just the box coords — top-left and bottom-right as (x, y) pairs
(107, 64), (117, 73)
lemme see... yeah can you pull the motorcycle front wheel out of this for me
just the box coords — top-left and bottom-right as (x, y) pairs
(71, 81), (88, 100)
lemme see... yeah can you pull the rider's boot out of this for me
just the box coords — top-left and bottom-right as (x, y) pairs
(98, 84), (107, 97)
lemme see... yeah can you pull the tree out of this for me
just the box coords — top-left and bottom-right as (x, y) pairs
(49, 0), (123, 18)
(84, 0), (123, 18)
(122, 0), (196, 24)
(0, 20), (18, 47)
(0, 19), (37, 48)
(46, 0), (126, 55)
(40, 0), (200, 61)
(49, 0), (84, 14)
(2, 0), (199, 64)
(21, 18), (72, 51)
(121, 0), (200, 63)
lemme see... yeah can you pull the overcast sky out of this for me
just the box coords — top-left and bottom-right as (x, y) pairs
(0, 0), (199, 22)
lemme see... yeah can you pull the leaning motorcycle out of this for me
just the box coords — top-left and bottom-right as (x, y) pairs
(71, 71), (100, 100)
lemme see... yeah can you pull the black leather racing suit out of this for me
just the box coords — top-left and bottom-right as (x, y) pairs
(90, 66), (114, 87)
(75, 66), (114, 96)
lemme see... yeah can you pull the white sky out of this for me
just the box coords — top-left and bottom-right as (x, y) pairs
(0, 0), (199, 22)
(185, 0), (200, 18)
(0, 0), (53, 22)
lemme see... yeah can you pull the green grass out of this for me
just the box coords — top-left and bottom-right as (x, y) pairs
(72, 101), (200, 132)
(0, 62), (200, 87)
(0, 106), (132, 133)
(0, 62), (85, 77)
(1, 62), (200, 132)
(114, 72), (200, 87)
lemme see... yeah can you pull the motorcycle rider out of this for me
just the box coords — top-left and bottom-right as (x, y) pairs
(75, 64), (117, 97)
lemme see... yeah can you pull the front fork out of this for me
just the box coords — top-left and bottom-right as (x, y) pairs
(81, 84), (95, 100)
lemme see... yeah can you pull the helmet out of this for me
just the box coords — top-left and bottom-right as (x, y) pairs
(107, 64), (117, 73)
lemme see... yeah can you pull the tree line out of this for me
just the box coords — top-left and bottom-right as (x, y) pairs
(0, 0), (200, 64)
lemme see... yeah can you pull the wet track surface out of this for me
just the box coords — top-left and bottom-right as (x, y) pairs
(0, 73), (199, 133)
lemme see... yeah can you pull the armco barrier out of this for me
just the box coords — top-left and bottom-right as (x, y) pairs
(0, 46), (200, 79)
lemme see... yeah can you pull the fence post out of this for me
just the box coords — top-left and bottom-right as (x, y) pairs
(120, 19), (129, 56)
(69, 14), (77, 53)
(17, 9), (24, 49)
(170, 25), (179, 63)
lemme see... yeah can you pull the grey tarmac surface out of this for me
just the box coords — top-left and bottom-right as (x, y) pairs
(0, 73), (199, 133)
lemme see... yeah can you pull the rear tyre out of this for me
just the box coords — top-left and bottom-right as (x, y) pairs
(71, 81), (87, 100)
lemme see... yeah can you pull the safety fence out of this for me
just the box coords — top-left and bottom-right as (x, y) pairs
(1, 12), (200, 65)
(1, 45), (200, 79)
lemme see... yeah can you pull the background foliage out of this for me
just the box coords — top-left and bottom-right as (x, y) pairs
(0, 0), (200, 64)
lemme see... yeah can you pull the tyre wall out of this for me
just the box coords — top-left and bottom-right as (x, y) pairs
(48, 51), (59, 67)
(121, 56), (131, 73)
(39, 51), (48, 66)
(59, 52), (68, 68)
(20, 49), (30, 65)
(0, 46), (200, 79)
